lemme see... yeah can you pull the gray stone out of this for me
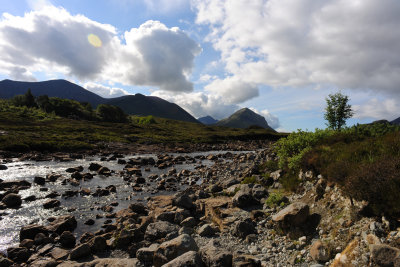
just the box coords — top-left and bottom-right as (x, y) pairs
(137, 244), (159, 266)
(197, 224), (216, 237)
(310, 240), (329, 263)
(154, 234), (198, 267)
(162, 251), (203, 267)
(232, 184), (254, 208)
(59, 231), (76, 248)
(233, 219), (256, 239)
(145, 221), (179, 242)
(69, 243), (91, 260)
(272, 202), (309, 230)
(370, 244), (400, 267)
(200, 240), (232, 267)
(2, 193), (22, 208)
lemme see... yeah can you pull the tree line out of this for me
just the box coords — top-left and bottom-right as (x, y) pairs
(10, 89), (127, 123)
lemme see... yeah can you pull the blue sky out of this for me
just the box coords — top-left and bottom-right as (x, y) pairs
(0, 0), (400, 131)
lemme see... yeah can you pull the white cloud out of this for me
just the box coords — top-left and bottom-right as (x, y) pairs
(249, 107), (280, 129)
(192, 0), (400, 96)
(0, 6), (200, 92)
(83, 82), (129, 98)
(353, 98), (399, 121)
(8, 66), (37, 81)
(143, 0), (189, 14)
(204, 77), (259, 104)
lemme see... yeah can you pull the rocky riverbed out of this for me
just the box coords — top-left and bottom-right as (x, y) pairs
(0, 141), (399, 266)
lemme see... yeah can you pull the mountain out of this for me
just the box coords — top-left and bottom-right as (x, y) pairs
(106, 94), (199, 123)
(198, 115), (218, 125)
(216, 108), (275, 131)
(391, 117), (400, 125)
(0, 79), (105, 106)
(0, 79), (199, 123)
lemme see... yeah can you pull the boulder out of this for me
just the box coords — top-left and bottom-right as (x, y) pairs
(43, 199), (60, 209)
(7, 247), (30, 263)
(233, 219), (256, 239)
(272, 202), (309, 231)
(180, 217), (197, 228)
(58, 258), (141, 267)
(232, 185), (254, 208)
(370, 244), (400, 267)
(200, 240), (232, 267)
(60, 231), (76, 248)
(2, 193), (22, 208)
(173, 192), (195, 210)
(88, 163), (102, 171)
(137, 244), (159, 266)
(154, 234), (199, 267)
(251, 184), (268, 200)
(69, 243), (91, 260)
(20, 224), (48, 241)
(0, 256), (13, 267)
(310, 240), (330, 263)
(145, 221), (179, 242)
(0, 164), (7, 170)
(129, 203), (148, 215)
(87, 236), (107, 253)
(34, 176), (46, 185)
(197, 224), (216, 237)
(162, 251), (203, 267)
(46, 215), (77, 234)
(50, 247), (69, 260)
(20, 239), (34, 249)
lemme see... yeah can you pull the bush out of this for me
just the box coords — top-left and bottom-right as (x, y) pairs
(241, 176), (258, 184)
(96, 104), (127, 122)
(132, 115), (156, 125)
(265, 192), (287, 208)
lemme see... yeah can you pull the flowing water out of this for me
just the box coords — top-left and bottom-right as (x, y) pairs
(0, 151), (245, 253)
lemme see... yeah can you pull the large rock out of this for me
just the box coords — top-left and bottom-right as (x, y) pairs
(310, 240), (330, 263)
(370, 244), (400, 267)
(251, 184), (268, 200)
(59, 231), (76, 248)
(0, 256), (13, 267)
(7, 247), (30, 263)
(69, 243), (91, 260)
(232, 185), (254, 208)
(154, 234), (198, 267)
(173, 192), (195, 210)
(145, 221), (179, 242)
(233, 219), (256, 239)
(162, 251), (204, 267)
(2, 193), (22, 208)
(200, 240), (232, 267)
(87, 236), (107, 253)
(137, 244), (159, 266)
(58, 258), (141, 267)
(46, 215), (77, 234)
(272, 202), (309, 231)
(43, 199), (60, 209)
(197, 224), (216, 237)
(20, 224), (48, 241)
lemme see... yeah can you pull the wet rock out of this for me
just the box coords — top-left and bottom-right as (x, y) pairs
(43, 199), (60, 209)
(24, 195), (37, 202)
(60, 231), (76, 248)
(200, 240), (232, 267)
(46, 215), (77, 234)
(129, 203), (148, 215)
(80, 232), (95, 244)
(232, 185), (254, 208)
(7, 247), (30, 263)
(66, 166), (83, 173)
(87, 236), (107, 253)
(34, 176), (46, 185)
(197, 224), (216, 237)
(162, 251), (203, 267)
(153, 234), (199, 267)
(20, 224), (48, 241)
(0, 164), (7, 170)
(84, 219), (95, 225)
(137, 244), (159, 266)
(88, 163), (102, 172)
(370, 244), (400, 267)
(2, 193), (22, 208)
(45, 192), (60, 199)
(0, 256), (13, 267)
(98, 166), (111, 176)
(20, 239), (34, 249)
(34, 233), (53, 245)
(310, 240), (330, 263)
(69, 243), (91, 260)
(272, 202), (309, 231)
(233, 219), (256, 239)
(145, 221), (180, 242)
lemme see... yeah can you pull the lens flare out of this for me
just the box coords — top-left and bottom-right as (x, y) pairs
(87, 34), (102, 47)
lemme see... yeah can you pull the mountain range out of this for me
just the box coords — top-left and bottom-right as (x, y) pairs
(0, 79), (198, 123)
(0, 79), (275, 130)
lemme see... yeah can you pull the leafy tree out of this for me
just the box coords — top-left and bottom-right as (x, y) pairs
(324, 92), (353, 131)
(96, 104), (127, 122)
(24, 89), (36, 107)
(11, 89), (37, 108)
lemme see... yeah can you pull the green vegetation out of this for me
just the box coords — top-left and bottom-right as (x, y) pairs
(241, 176), (258, 184)
(265, 192), (287, 208)
(324, 92), (353, 131)
(274, 122), (400, 216)
(0, 97), (284, 152)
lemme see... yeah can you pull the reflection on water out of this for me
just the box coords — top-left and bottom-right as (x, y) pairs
(0, 151), (244, 253)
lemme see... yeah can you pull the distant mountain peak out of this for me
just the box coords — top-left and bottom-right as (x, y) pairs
(216, 107), (274, 131)
(198, 115), (218, 125)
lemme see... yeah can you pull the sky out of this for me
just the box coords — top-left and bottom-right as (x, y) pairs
(0, 0), (400, 132)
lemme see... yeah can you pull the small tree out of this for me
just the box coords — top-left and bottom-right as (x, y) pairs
(324, 92), (353, 131)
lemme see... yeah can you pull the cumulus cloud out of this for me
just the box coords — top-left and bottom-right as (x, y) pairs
(0, 6), (200, 92)
(83, 82), (129, 98)
(8, 66), (37, 81)
(143, 0), (189, 14)
(249, 108), (280, 129)
(204, 77), (259, 104)
(353, 98), (399, 121)
(192, 0), (400, 95)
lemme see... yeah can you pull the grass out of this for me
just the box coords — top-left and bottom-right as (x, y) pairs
(0, 102), (285, 152)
